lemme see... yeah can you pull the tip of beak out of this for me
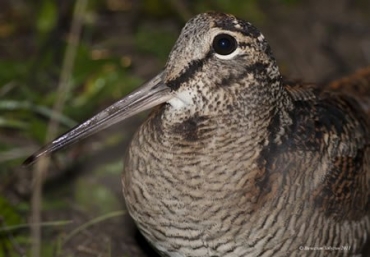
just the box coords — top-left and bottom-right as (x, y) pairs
(22, 154), (38, 167)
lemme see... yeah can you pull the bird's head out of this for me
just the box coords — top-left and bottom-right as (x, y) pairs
(163, 12), (282, 116)
(24, 12), (285, 165)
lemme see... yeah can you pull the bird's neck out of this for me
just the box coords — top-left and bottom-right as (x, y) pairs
(160, 80), (293, 141)
(148, 81), (294, 170)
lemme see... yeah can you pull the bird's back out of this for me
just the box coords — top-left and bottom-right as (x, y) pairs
(327, 67), (370, 116)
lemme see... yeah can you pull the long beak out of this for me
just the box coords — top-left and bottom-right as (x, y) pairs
(23, 71), (172, 166)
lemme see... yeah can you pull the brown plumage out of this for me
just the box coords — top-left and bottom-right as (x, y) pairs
(24, 12), (370, 256)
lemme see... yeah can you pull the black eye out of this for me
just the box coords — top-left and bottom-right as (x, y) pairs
(212, 34), (238, 55)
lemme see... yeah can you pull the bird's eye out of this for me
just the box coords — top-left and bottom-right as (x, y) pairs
(212, 34), (238, 55)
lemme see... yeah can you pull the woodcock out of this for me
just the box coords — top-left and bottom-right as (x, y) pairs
(25, 12), (370, 257)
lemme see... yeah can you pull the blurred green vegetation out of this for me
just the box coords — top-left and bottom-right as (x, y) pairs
(0, 0), (301, 256)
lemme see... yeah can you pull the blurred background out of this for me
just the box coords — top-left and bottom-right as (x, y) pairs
(0, 0), (369, 256)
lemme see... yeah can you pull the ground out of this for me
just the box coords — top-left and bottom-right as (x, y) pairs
(0, 0), (370, 256)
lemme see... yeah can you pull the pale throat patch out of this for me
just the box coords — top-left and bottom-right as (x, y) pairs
(167, 88), (196, 109)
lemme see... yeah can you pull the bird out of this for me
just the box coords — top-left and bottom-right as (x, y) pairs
(24, 12), (370, 257)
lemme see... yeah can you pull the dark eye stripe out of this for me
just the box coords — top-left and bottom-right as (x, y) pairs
(167, 52), (213, 91)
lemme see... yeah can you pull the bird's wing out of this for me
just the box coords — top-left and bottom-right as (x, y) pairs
(327, 67), (370, 116)
(255, 88), (366, 218)
(281, 75), (370, 220)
